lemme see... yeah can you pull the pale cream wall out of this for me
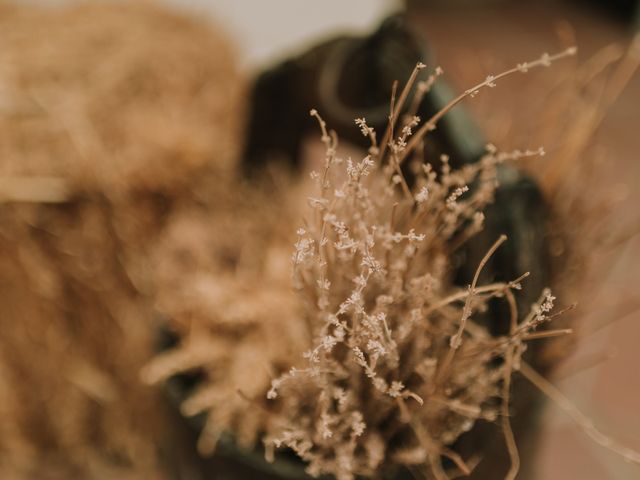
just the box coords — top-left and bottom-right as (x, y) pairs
(165, 0), (400, 69)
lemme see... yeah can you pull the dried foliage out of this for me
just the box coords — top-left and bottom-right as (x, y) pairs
(148, 50), (584, 480)
(1, 2), (638, 478)
(142, 180), (308, 454)
(260, 44), (640, 479)
(262, 114), (554, 479)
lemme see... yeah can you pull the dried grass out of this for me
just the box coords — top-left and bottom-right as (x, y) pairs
(1, 2), (638, 479)
(0, 1), (241, 478)
(259, 104), (558, 479)
(0, 1), (240, 194)
(147, 49), (580, 480)
(149, 42), (640, 479)
(142, 180), (308, 454)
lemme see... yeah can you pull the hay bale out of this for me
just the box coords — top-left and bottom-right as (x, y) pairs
(0, 1), (242, 478)
(0, 1), (241, 194)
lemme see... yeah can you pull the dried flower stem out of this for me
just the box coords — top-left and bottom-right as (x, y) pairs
(501, 288), (520, 480)
(521, 362), (640, 465)
(501, 346), (519, 480)
(451, 235), (505, 344)
(405, 66), (444, 121)
(378, 62), (426, 163)
(521, 328), (573, 341)
(423, 272), (530, 318)
(400, 47), (578, 165)
(434, 235), (507, 392)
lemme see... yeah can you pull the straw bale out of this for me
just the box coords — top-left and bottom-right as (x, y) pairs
(0, 2), (243, 477)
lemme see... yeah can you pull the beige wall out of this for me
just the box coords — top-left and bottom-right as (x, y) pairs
(165, 0), (400, 69)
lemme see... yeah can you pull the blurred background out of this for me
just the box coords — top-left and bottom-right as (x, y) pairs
(0, 0), (638, 479)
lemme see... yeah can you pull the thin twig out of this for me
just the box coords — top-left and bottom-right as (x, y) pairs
(400, 48), (577, 166)
(501, 288), (520, 480)
(521, 328), (573, 341)
(423, 272), (529, 318)
(521, 362), (640, 465)
(436, 235), (507, 386)
(378, 62), (426, 163)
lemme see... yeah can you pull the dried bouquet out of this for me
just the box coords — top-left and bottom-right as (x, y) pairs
(146, 47), (640, 480)
(259, 65), (562, 478)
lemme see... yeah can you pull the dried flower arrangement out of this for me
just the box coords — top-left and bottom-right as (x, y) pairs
(0, 1), (637, 478)
(147, 42), (640, 480)
(145, 37), (639, 479)
(259, 55), (570, 479)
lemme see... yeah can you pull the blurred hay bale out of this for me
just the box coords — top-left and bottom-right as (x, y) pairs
(0, 1), (243, 478)
(0, 0), (241, 193)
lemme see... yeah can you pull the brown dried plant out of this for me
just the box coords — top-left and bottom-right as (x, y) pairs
(146, 49), (579, 479)
(144, 41), (640, 480)
(262, 102), (557, 480)
(261, 46), (640, 480)
(142, 179), (308, 454)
